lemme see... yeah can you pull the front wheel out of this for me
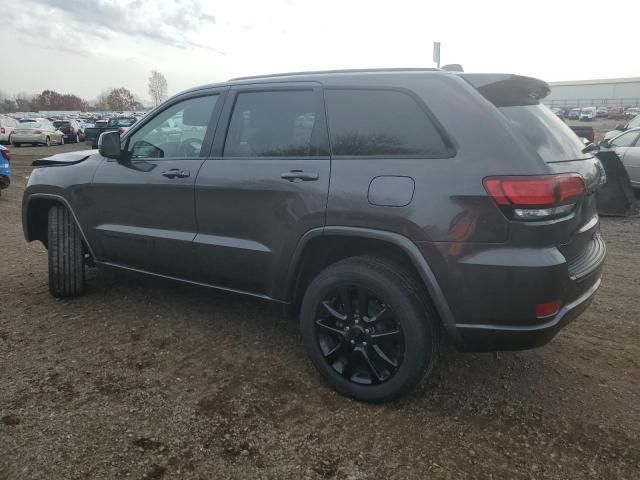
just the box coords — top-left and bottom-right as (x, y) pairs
(47, 205), (85, 297)
(300, 256), (439, 403)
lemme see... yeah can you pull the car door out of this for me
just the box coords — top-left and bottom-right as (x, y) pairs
(193, 83), (330, 298)
(85, 90), (226, 279)
(620, 132), (640, 187)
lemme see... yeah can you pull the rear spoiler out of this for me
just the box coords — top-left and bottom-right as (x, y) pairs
(459, 74), (550, 107)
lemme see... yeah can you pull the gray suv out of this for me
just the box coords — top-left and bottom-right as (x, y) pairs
(23, 69), (606, 402)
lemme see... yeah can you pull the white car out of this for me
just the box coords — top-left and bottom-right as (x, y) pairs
(579, 107), (596, 121)
(0, 117), (18, 144)
(604, 127), (640, 189)
(11, 121), (65, 147)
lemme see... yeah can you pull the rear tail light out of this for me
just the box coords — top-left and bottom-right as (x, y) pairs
(483, 174), (585, 220)
(69, 126), (74, 133)
(0, 128), (4, 134)
(535, 300), (562, 318)
(33, 130), (43, 134)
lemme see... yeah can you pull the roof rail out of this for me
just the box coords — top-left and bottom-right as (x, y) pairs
(229, 67), (441, 82)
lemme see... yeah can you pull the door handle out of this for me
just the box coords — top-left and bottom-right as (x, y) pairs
(162, 168), (190, 179)
(280, 170), (319, 182)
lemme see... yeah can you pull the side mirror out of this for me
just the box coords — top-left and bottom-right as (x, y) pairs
(600, 138), (611, 148)
(98, 131), (121, 159)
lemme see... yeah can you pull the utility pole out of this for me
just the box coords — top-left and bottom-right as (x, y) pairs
(433, 42), (441, 68)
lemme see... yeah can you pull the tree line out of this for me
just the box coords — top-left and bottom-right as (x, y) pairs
(0, 70), (169, 114)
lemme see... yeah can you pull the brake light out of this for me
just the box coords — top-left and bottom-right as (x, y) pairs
(69, 126), (74, 133)
(535, 300), (562, 318)
(483, 174), (585, 220)
(0, 128), (4, 134)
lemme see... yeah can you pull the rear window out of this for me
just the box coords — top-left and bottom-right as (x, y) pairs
(53, 121), (70, 128)
(499, 105), (591, 162)
(325, 89), (450, 157)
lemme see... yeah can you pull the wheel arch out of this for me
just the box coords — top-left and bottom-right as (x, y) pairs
(286, 226), (457, 336)
(24, 193), (96, 259)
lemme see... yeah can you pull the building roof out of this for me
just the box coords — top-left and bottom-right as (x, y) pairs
(549, 77), (640, 87)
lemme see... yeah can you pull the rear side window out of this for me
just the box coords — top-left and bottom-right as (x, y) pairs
(224, 90), (328, 157)
(500, 105), (592, 162)
(325, 89), (449, 157)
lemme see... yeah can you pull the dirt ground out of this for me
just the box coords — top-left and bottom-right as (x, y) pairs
(1, 142), (638, 480)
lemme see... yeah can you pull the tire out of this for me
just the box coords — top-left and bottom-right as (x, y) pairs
(12, 142), (21, 148)
(47, 205), (85, 297)
(300, 256), (439, 403)
(75, 134), (79, 143)
(45, 137), (51, 147)
(60, 136), (64, 145)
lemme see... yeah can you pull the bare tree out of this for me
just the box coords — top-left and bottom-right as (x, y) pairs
(106, 87), (136, 111)
(148, 70), (168, 107)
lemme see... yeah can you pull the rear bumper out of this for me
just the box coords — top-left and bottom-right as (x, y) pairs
(454, 274), (601, 351)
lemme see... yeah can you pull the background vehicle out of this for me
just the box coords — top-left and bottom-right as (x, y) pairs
(567, 107), (581, 119)
(601, 127), (640, 189)
(19, 117), (47, 124)
(23, 70), (605, 402)
(11, 120), (65, 147)
(579, 106), (596, 121)
(625, 107), (640, 119)
(52, 119), (84, 143)
(570, 125), (595, 143)
(0, 144), (10, 194)
(601, 113), (640, 143)
(596, 106), (608, 118)
(0, 117), (18, 144)
(84, 116), (137, 148)
(608, 107), (625, 119)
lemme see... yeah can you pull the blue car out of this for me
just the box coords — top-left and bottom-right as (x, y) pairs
(0, 144), (11, 194)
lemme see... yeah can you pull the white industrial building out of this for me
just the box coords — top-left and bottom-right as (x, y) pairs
(543, 77), (640, 108)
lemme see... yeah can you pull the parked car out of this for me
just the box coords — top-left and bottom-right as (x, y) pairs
(596, 106), (608, 118)
(11, 121), (65, 147)
(0, 144), (10, 194)
(84, 116), (137, 148)
(53, 119), (84, 143)
(601, 127), (640, 189)
(23, 70), (605, 402)
(0, 117), (18, 144)
(19, 117), (47, 123)
(579, 107), (597, 121)
(567, 107), (581, 119)
(601, 113), (640, 143)
(625, 107), (640, 119)
(570, 125), (595, 144)
(608, 107), (625, 119)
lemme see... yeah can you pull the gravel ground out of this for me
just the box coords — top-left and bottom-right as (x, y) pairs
(1, 143), (639, 480)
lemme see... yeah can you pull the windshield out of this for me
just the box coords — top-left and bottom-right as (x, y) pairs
(109, 118), (136, 127)
(500, 104), (592, 162)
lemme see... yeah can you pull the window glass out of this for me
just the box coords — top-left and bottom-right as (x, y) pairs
(500, 104), (592, 162)
(325, 89), (448, 156)
(224, 90), (327, 157)
(610, 130), (639, 148)
(126, 95), (217, 159)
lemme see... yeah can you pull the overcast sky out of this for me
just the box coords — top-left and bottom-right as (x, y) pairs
(2, 0), (639, 103)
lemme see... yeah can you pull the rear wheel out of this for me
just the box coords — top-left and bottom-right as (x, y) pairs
(300, 256), (439, 403)
(45, 137), (51, 147)
(47, 205), (85, 297)
(60, 136), (64, 145)
(12, 142), (21, 148)
(75, 134), (79, 143)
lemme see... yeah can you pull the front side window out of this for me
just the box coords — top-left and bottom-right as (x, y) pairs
(610, 130), (640, 148)
(325, 89), (449, 157)
(126, 95), (218, 159)
(223, 90), (328, 157)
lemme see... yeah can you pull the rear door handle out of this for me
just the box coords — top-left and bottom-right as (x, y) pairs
(162, 168), (190, 179)
(280, 170), (319, 182)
